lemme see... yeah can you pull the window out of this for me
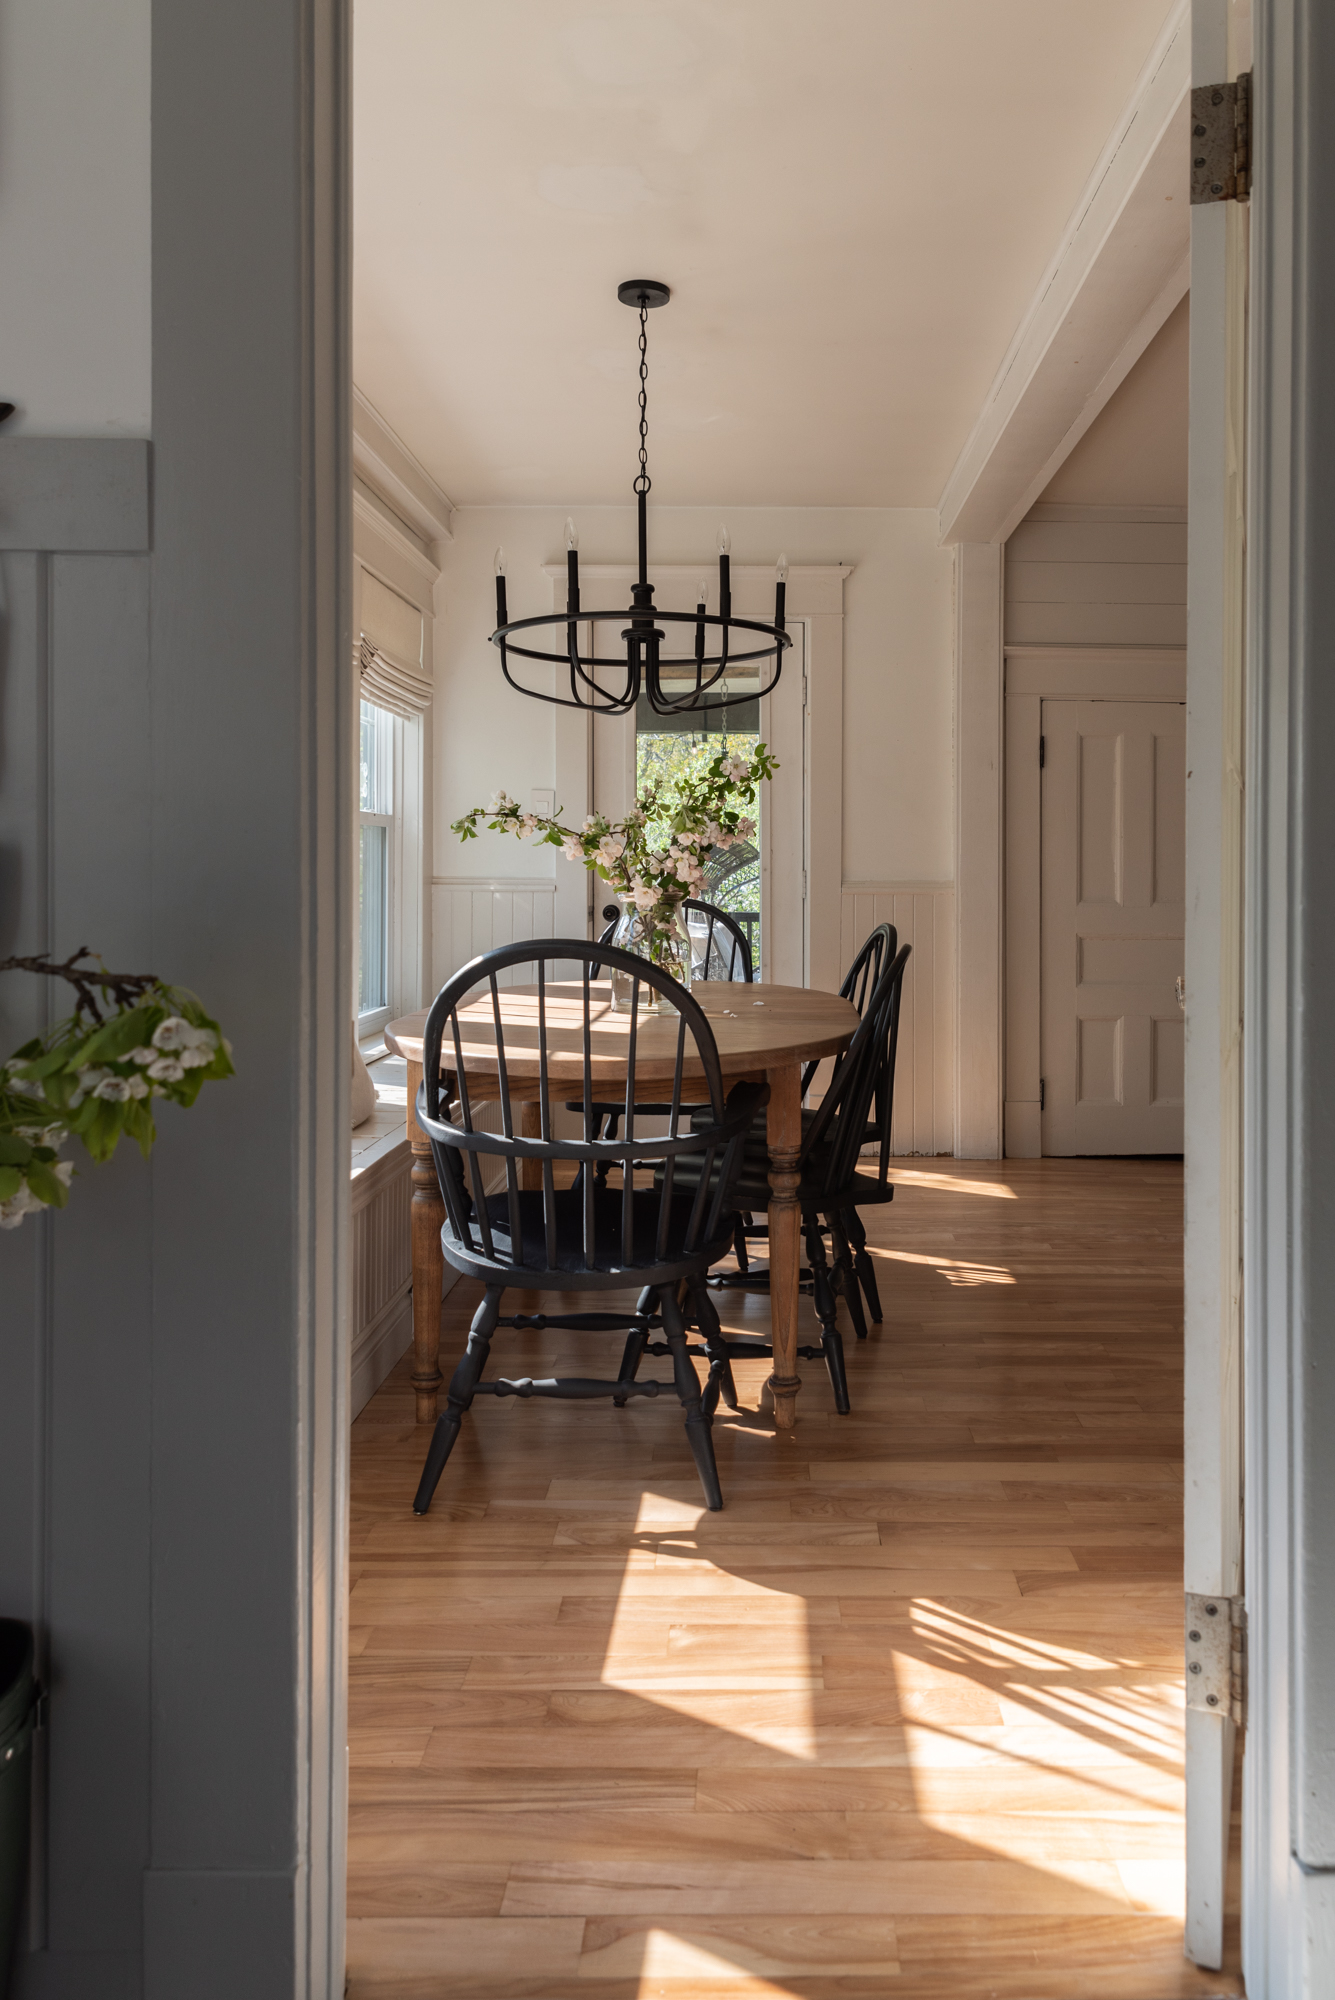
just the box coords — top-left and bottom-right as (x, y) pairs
(356, 695), (423, 1040)
(359, 698), (394, 1030)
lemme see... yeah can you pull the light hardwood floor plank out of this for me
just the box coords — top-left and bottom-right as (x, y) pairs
(346, 1158), (1243, 1998)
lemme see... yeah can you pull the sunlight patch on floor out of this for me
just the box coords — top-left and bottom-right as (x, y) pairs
(876, 1247), (1018, 1285)
(887, 1167), (1018, 1199)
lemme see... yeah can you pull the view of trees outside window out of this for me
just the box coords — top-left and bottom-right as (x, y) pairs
(635, 689), (762, 974)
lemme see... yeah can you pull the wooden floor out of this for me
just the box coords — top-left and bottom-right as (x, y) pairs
(347, 1158), (1243, 1999)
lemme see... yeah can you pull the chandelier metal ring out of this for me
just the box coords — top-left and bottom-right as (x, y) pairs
(490, 280), (790, 716)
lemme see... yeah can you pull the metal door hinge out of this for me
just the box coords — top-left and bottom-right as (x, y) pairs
(1190, 73), (1251, 203)
(1039, 734), (1045, 769)
(1039, 1077), (1045, 1111)
(1186, 1593), (1247, 1728)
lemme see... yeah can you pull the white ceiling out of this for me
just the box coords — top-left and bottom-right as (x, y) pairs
(353, 1), (1181, 509)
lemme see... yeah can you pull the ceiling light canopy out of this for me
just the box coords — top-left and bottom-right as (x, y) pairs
(490, 281), (791, 714)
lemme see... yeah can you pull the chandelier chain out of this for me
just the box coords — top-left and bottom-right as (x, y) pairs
(634, 301), (651, 497)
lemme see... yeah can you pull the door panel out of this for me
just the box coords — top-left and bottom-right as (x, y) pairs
(1041, 698), (1186, 1154)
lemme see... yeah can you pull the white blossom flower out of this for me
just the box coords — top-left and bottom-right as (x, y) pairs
(53, 1160), (75, 1188)
(0, 1184), (44, 1229)
(560, 835), (585, 862)
(518, 813), (539, 836)
(147, 1056), (186, 1083)
(14, 1122), (67, 1147)
(150, 1016), (192, 1051)
(92, 1075), (137, 1102)
(129, 1046), (157, 1066)
(486, 790), (513, 813)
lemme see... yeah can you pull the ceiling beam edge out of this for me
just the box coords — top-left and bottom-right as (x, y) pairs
(936, 0), (1190, 547)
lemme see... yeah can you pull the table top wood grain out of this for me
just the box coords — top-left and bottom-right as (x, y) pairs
(385, 980), (859, 1088)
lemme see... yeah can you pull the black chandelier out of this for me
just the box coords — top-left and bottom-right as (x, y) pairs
(491, 280), (791, 715)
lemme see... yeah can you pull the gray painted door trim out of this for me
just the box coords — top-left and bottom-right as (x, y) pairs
(0, 440), (151, 552)
(141, 0), (352, 1992)
(1245, 0), (1335, 1986)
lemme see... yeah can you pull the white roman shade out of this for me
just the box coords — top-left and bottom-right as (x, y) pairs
(358, 570), (431, 719)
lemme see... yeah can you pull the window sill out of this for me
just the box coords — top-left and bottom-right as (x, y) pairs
(352, 1051), (411, 1188)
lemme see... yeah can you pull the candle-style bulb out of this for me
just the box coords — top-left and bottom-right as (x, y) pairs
(717, 525), (731, 556)
(776, 552), (789, 583)
(565, 518), (578, 552)
(494, 548), (506, 577)
(697, 581), (708, 607)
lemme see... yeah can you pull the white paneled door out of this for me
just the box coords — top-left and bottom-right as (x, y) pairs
(1040, 699), (1186, 1155)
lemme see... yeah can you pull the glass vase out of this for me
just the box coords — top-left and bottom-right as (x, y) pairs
(608, 901), (692, 1014)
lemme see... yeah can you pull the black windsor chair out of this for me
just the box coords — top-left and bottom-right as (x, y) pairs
(582, 900), (755, 1262)
(630, 944), (910, 1415)
(596, 898), (753, 984)
(411, 939), (767, 1516)
(725, 920), (897, 1299)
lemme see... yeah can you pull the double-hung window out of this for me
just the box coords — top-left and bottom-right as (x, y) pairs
(355, 565), (431, 1044)
(358, 698), (397, 1036)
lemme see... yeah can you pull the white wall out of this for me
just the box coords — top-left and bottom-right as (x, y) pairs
(1039, 295), (1189, 508)
(434, 505), (954, 886)
(0, 0), (152, 434)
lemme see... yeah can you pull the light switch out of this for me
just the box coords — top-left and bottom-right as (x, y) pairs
(532, 788), (556, 818)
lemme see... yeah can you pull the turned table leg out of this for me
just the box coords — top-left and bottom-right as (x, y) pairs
(405, 1056), (445, 1423)
(765, 1061), (803, 1432)
(520, 1096), (542, 1191)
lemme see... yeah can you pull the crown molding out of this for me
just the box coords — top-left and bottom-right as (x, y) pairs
(352, 386), (454, 549)
(352, 486), (441, 585)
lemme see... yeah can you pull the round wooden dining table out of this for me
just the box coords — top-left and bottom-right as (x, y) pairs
(385, 978), (860, 1433)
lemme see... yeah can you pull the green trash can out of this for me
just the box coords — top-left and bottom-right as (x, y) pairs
(0, 1623), (36, 2000)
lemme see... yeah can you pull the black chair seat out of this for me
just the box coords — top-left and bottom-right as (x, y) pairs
(466, 1185), (737, 1277)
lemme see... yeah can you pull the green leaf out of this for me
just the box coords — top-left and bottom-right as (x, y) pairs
(77, 1005), (159, 1066)
(25, 1159), (69, 1208)
(0, 1132), (33, 1166)
(0, 1166), (21, 1201)
(79, 1099), (125, 1165)
(26, 1046), (75, 1081)
(122, 1099), (157, 1156)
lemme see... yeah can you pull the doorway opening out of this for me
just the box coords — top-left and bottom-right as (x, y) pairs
(635, 671), (764, 974)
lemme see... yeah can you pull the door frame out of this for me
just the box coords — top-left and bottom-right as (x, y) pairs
(1002, 645), (1186, 1156)
(1242, 0), (1335, 1983)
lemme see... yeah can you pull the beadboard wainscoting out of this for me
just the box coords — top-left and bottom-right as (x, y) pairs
(350, 1135), (415, 1418)
(840, 883), (956, 1155)
(432, 875), (558, 989)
